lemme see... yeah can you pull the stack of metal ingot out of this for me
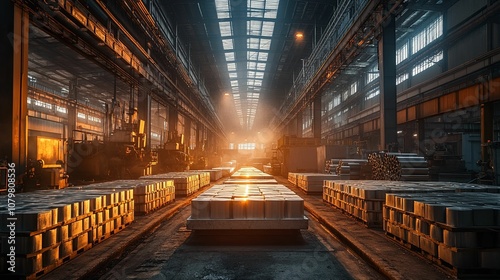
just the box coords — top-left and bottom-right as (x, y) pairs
(384, 191), (500, 277)
(0, 184), (134, 278)
(140, 173), (200, 196)
(110, 180), (176, 215)
(212, 167), (235, 177)
(186, 171), (211, 188)
(194, 169), (223, 181)
(323, 180), (500, 228)
(288, 172), (299, 185)
(187, 184), (308, 230)
(296, 173), (339, 194)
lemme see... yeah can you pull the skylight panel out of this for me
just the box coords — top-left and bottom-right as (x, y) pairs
(229, 72), (237, 78)
(227, 62), (236, 71)
(225, 52), (235, 61)
(247, 61), (257, 70)
(222, 39), (233, 50)
(219, 21), (233, 37)
(259, 38), (271, 50)
(248, 20), (262, 36)
(261, 22), (275, 36)
(247, 38), (260, 49)
(256, 63), (266, 71)
(230, 80), (239, 87)
(215, 0), (230, 19)
(247, 51), (259, 60)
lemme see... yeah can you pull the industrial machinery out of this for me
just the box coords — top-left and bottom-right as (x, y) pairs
(153, 132), (190, 173)
(23, 136), (69, 190)
(68, 120), (156, 181)
(476, 141), (500, 185)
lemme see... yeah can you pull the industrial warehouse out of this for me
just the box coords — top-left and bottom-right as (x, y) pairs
(1, 0), (500, 279)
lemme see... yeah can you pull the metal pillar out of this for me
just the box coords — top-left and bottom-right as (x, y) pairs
(296, 111), (303, 137)
(168, 106), (179, 140)
(378, 13), (397, 151)
(481, 102), (494, 162)
(313, 96), (322, 139)
(0, 2), (29, 175)
(138, 89), (151, 149)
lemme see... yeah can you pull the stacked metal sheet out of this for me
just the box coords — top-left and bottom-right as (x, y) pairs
(384, 192), (500, 277)
(296, 173), (339, 194)
(140, 173), (200, 196)
(187, 184), (308, 230)
(0, 183), (134, 278)
(323, 180), (500, 228)
(111, 180), (175, 215)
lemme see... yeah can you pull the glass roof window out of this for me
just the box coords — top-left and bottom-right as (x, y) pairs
(215, 0), (279, 130)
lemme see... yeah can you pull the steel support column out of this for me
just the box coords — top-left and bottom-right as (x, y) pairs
(378, 13), (397, 151)
(296, 111), (303, 137)
(313, 96), (322, 139)
(0, 2), (28, 175)
(481, 102), (494, 162)
(138, 90), (151, 149)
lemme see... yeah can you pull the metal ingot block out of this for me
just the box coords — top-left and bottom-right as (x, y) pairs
(446, 207), (473, 228)
(472, 206), (495, 226)
(264, 198), (285, 220)
(59, 240), (73, 258)
(247, 197), (265, 219)
(232, 198), (247, 219)
(285, 197), (304, 219)
(42, 228), (58, 248)
(42, 246), (59, 267)
(19, 210), (53, 232)
(424, 203), (447, 223)
(210, 198), (231, 219)
(191, 197), (211, 219)
(443, 230), (477, 248)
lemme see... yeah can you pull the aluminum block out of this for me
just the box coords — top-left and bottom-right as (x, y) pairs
(210, 198), (231, 219)
(443, 230), (477, 248)
(264, 198), (285, 220)
(42, 228), (58, 248)
(446, 207), (473, 228)
(438, 244), (478, 268)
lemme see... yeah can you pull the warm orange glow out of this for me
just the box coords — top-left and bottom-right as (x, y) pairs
(224, 92), (230, 96)
(295, 32), (304, 40)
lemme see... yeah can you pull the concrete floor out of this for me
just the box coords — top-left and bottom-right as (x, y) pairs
(40, 175), (453, 280)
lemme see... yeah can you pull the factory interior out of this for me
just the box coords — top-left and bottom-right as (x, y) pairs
(1, 0), (500, 279)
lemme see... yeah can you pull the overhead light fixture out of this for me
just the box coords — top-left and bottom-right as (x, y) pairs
(295, 32), (304, 40)
(224, 92), (230, 96)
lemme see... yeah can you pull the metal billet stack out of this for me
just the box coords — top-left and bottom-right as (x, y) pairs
(193, 169), (223, 181)
(212, 167), (235, 177)
(185, 171), (211, 187)
(331, 159), (370, 180)
(323, 180), (500, 228)
(187, 184), (308, 230)
(296, 173), (339, 194)
(384, 192), (500, 278)
(368, 153), (429, 181)
(288, 172), (299, 186)
(140, 173), (200, 197)
(110, 180), (176, 215)
(0, 183), (134, 278)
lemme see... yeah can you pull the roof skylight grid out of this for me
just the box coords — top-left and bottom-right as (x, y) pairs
(215, 0), (279, 130)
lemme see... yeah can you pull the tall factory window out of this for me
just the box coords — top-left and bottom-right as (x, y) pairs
(396, 42), (408, 65)
(411, 15), (443, 55)
(77, 112), (86, 119)
(34, 99), (53, 110)
(412, 51), (443, 76)
(238, 143), (256, 150)
(88, 115), (102, 123)
(367, 64), (379, 84)
(56, 106), (67, 114)
(396, 73), (409, 85)
(365, 88), (380, 101)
